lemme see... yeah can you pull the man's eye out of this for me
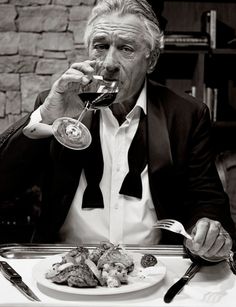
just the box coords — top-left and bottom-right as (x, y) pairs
(120, 46), (134, 53)
(94, 44), (108, 50)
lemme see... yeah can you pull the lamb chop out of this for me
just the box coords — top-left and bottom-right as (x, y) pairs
(49, 263), (98, 288)
(61, 246), (89, 265)
(89, 241), (114, 264)
(97, 246), (134, 272)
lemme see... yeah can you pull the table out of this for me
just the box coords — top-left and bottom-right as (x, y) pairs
(0, 244), (235, 307)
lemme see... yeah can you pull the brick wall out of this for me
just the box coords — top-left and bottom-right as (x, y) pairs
(0, 0), (97, 134)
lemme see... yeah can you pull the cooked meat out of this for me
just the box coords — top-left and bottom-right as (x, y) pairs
(61, 246), (89, 265)
(97, 247), (134, 273)
(46, 242), (136, 289)
(99, 241), (114, 250)
(49, 263), (98, 288)
(89, 241), (114, 264)
(89, 247), (105, 264)
(85, 258), (106, 286)
(45, 263), (61, 279)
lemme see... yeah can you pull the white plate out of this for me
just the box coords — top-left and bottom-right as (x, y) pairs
(33, 252), (166, 295)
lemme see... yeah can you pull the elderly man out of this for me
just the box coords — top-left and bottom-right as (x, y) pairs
(0, 0), (235, 263)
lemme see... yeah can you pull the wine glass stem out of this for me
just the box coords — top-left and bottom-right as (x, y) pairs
(75, 102), (90, 126)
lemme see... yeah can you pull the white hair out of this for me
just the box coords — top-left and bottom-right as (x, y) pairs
(84, 0), (163, 58)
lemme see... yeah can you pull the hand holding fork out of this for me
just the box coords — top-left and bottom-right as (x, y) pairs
(153, 218), (236, 274)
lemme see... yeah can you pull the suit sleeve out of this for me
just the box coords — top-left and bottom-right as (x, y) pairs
(185, 104), (236, 240)
(0, 91), (51, 200)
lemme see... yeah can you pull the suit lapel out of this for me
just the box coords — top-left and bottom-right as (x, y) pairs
(147, 82), (173, 174)
(146, 81), (173, 219)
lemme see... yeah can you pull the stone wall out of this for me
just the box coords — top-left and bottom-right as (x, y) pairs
(0, 0), (97, 134)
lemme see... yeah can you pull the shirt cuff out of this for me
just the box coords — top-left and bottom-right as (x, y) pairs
(23, 107), (53, 139)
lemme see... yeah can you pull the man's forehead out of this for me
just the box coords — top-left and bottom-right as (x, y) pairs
(90, 13), (145, 38)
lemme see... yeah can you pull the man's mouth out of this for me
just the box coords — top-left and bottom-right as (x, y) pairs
(102, 76), (118, 82)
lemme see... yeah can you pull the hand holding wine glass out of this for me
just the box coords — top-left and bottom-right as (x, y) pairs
(40, 61), (97, 125)
(52, 72), (119, 150)
(39, 60), (119, 150)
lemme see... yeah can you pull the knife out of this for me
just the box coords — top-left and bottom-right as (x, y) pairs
(164, 262), (201, 303)
(0, 261), (40, 301)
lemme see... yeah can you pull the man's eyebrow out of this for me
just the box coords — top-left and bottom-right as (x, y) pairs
(91, 34), (108, 42)
(118, 37), (137, 44)
(91, 35), (138, 47)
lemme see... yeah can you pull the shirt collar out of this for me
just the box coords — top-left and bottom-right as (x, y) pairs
(126, 79), (147, 121)
(101, 79), (147, 126)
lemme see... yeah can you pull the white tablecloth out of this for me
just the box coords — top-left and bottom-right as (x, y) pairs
(0, 255), (236, 307)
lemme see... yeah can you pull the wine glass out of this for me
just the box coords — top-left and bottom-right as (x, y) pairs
(52, 76), (119, 150)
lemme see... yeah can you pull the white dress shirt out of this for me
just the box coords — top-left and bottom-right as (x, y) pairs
(24, 83), (161, 245)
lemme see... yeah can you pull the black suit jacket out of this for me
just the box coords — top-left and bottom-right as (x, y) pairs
(0, 80), (235, 243)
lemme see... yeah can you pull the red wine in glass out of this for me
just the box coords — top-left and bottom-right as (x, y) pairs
(78, 92), (118, 109)
(52, 78), (119, 150)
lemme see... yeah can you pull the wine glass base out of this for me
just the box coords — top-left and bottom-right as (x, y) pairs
(52, 117), (92, 150)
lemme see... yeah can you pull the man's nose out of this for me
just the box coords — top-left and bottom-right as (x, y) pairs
(103, 47), (120, 73)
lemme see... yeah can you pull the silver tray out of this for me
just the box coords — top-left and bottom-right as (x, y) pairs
(0, 244), (187, 259)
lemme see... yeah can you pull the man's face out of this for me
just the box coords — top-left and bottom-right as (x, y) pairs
(87, 13), (154, 104)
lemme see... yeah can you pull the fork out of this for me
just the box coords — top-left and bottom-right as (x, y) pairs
(153, 219), (192, 240)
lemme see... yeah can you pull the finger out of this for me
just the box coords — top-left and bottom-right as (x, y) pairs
(190, 218), (210, 251)
(184, 227), (203, 253)
(71, 61), (96, 75)
(198, 220), (221, 255)
(214, 231), (232, 257)
(201, 234), (226, 258)
(66, 67), (94, 87)
(53, 74), (90, 93)
(65, 71), (91, 86)
(217, 235), (233, 258)
(65, 67), (89, 81)
(202, 232), (232, 259)
(65, 67), (84, 77)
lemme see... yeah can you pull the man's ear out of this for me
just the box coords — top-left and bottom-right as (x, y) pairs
(147, 50), (159, 74)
